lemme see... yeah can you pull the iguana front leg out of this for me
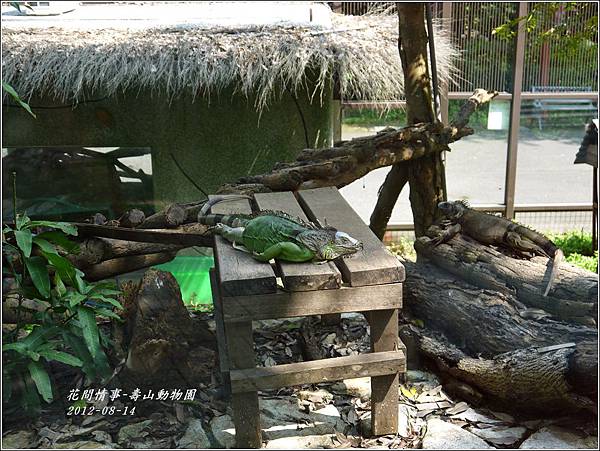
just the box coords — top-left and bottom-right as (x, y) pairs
(214, 224), (245, 244)
(252, 242), (313, 262)
(430, 223), (462, 246)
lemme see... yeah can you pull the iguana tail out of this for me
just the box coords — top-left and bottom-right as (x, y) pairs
(510, 224), (562, 297)
(198, 213), (250, 228)
(198, 195), (252, 217)
(544, 249), (563, 297)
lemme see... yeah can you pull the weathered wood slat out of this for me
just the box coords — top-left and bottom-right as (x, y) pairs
(230, 350), (406, 393)
(226, 320), (262, 448)
(370, 309), (400, 436)
(222, 283), (402, 323)
(297, 187), (405, 286)
(209, 195), (277, 297)
(253, 192), (342, 292)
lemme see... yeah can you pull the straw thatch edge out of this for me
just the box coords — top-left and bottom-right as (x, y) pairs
(2, 12), (459, 110)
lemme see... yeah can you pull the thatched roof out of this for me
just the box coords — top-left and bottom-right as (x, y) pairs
(1, 6), (458, 110)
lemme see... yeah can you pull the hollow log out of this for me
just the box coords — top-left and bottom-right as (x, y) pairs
(400, 257), (597, 413)
(414, 234), (598, 325)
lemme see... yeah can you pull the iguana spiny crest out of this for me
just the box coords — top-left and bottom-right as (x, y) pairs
(198, 198), (362, 263)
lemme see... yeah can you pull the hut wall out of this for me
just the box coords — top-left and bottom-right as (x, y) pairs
(2, 82), (333, 209)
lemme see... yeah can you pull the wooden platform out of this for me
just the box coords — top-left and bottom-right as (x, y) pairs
(209, 187), (405, 448)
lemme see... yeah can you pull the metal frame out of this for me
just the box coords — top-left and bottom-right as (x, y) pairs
(386, 203), (595, 232)
(336, 1), (598, 233)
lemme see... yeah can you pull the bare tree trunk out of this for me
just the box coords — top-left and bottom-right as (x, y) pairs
(370, 3), (444, 238)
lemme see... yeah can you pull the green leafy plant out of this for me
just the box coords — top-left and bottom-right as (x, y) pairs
(549, 230), (598, 273)
(2, 81), (36, 118)
(2, 212), (122, 414)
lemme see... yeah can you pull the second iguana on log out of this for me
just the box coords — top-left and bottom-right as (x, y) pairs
(431, 200), (563, 296)
(197, 197), (363, 262)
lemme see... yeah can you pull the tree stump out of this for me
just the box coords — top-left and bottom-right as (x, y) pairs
(116, 269), (215, 391)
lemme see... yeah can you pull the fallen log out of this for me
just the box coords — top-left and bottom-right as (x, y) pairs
(414, 234), (598, 325)
(69, 237), (184, 268)
(138, 203), (187, 229)
(73, 222), (212, 247)
(400, 258), (597, 413)
(83, 252), (178, 281)
(118, 208), (146, 228)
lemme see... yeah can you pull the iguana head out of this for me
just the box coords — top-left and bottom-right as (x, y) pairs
(438, 200), (468, 220)
(298, 228), (363, 260)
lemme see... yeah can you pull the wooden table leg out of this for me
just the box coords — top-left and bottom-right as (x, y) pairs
(226, 320), (262, 448)
(370, 309), (399, 436)
(210, 269), (231, 396)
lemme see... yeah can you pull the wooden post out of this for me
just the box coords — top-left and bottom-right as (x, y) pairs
(504, 2), (528, 219)
(210, 268), (231, 396)
(370, 308), (399, 436)
(226, 320), (262, 448)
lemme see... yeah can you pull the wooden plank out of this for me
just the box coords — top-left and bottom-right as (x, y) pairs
(209, 195), (277, 297)
(370, 309), (400, 436)
(226, 320), (262, 448)
(222, 284), (402, 323)
(297, 187), (405, 286)
(253, 192), (341, 292)
(231, 350), (405, 393)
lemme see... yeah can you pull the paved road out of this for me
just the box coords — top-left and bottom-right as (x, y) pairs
(339, 125), (594, 233)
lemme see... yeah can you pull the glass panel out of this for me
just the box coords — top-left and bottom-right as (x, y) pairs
(339, 108), (411, 227)
(445, 99), (509, 205)
(515, 98), (597, 231)
(2, 146), (153, 221)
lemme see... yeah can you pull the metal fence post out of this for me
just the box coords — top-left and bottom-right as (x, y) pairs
(440, 2), (452, 125)
(504, 2), (528, 219)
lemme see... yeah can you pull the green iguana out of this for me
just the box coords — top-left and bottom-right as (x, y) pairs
(197, 197), (363, 262)
(431, 200), (563, 296)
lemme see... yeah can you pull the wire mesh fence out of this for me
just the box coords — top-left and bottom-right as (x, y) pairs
(336, 2), (598, 92)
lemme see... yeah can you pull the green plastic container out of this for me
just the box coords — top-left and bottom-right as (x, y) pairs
(153, 256), (214, 307)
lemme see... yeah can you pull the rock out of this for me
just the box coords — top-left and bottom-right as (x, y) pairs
(422, 419), (493, 449)
(297, 389), (334, 406)
(330, 377), (371, 399)
(1, 430), (36, 449)
(265, 434), (336, 449)
(261, 398), (345, 440)
(209, 415), (236, 449)
(177, 419), (212, 449)
(450, 408), (503, 424)
(211, 397), (346, 447)
(54, 441), (112, 449)
(406, 370), (440, 385)
(322, 333), (337, 346)
(468, 426), (527, 446)
(117, 419), (153, 445)
(520, 426), (598, 449)
(398, 404), (414, 437)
